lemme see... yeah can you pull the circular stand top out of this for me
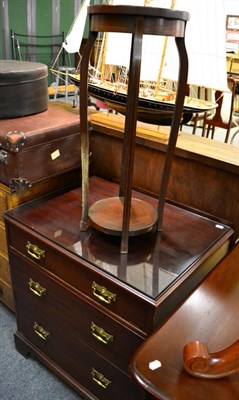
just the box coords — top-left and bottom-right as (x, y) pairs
(88, 5), (190, 22)
(89, 197), (158, 236)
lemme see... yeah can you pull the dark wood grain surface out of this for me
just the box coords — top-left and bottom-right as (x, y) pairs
(130, 244), (239, 400)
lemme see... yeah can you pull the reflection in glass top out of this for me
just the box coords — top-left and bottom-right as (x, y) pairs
(6, 178), (230, 299)
(68, 230), (178, 298)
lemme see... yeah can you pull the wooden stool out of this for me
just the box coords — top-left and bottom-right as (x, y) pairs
(53, 66), (77, 102)
(80, 5), (189, 253)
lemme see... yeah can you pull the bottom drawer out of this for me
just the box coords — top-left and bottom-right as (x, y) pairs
(0, 279), (15, 311)
(0, 223), (7, 254)
(15, 296), (144, 400)
(0, 253), (14, 310)
(0, 252), (11, 284)
(71, 338), (144, 400)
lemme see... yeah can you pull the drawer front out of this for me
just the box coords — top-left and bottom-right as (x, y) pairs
(0, 223), (7, 255)
(0, 279), (14, 310)
(0, 189), (8, 223)
(70, 340), (144, 400)
(0, 252), (11, 284)
(6, 221), (151, 333)
(10, 249), (143, 373)
(0, 252), (14, 310)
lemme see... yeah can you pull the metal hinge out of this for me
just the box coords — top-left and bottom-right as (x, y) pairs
(2, 131), (26, 153)
(0, 150), (8, 164)
(9, 178), (32, 192)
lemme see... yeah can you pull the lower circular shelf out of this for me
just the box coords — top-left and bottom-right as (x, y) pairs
(88, 197), (158, 236)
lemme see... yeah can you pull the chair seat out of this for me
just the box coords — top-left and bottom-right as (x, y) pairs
(231, 113), (239, 128)
(205, 112), (239, 128)
(58, 66), (76, 73)
(53, 66), (77, 103)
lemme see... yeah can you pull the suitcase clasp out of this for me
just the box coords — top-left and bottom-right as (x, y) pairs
(0, 150), (8, 164)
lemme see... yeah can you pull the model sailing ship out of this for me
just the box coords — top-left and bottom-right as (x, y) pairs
(52, 0), (229, 126)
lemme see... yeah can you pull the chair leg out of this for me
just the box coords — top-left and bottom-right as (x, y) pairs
(224, 127), (231, 144)
(54, 74), (60, 101)
(211, 126), (215, 139)
(206, 125), (211, 138)
(202, 122), (206, 137)
(192, 115), (198, 135)
(65, 73), (69, 102)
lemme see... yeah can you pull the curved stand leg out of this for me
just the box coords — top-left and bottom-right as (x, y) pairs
(157, 36), (188, 231)
(80, 31), (98, 231)
(119, 17), (144, 254)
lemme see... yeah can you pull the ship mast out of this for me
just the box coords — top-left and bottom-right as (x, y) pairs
(156, 0), (176, 94)
(98, 0), (113, 82)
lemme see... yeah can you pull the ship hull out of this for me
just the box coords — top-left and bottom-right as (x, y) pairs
(87, 82), (192, 125)
(67, 74), (215, 126)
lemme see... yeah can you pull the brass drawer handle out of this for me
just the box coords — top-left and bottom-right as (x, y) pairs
(33, 322), (50, 341)
(28, 278), (46, 297)
(91, 322), (113, 345)
(91, 367), (111, 389)
(92, 281), (116, 305)
(26, 241), (45, 260)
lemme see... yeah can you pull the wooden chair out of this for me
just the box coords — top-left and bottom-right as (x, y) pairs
(11, 29), (66, 66)
(188, 86), (209, 135)
(202, 78), (239, 143)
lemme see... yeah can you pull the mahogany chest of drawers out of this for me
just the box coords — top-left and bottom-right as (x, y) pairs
(4, 176), (234, 399)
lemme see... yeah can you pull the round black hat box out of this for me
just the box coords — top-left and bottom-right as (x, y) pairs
(0, 60), (48, 119)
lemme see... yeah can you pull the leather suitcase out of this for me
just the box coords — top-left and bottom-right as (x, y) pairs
(0, 102), (81, 191)
(0, 101), (81, 310)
